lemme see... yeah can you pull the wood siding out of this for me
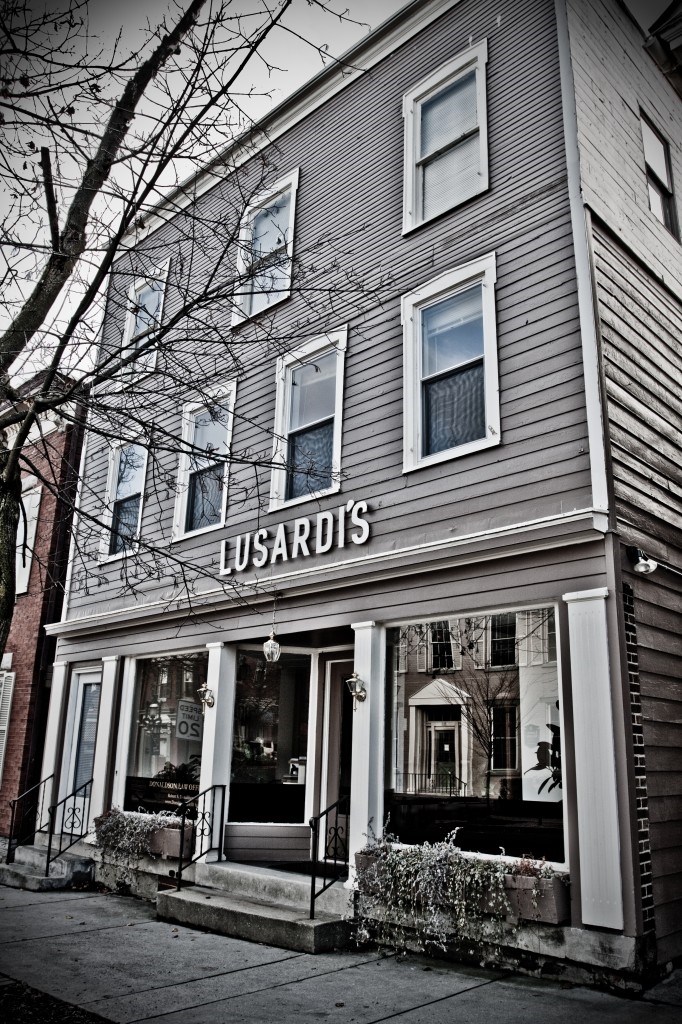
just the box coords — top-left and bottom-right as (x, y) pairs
(66, 0), (592, 626)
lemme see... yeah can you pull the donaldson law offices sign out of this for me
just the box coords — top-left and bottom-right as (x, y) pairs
(221, 499), (371, 575)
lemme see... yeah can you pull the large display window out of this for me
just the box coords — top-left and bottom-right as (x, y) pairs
(125, 653), (207, 813)
(385, 608), (564, 861)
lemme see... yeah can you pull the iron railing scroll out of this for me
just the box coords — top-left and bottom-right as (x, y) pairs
(309, 794), (349, 920)
(5, 774), (53, 864)
(175, 784), (226, 890)
(45, 778), (93, 875)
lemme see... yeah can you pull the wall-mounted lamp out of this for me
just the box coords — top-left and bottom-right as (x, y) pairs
(263, 630), (281, 663)
(346, 671), (367, 711)
(197, 682), (215, 713)
(626, 547), (658, 575)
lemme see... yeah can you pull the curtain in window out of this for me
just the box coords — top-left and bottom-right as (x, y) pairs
(423, 361), (484, 455)
(287, 421), (333, 499)
(74, 683), (101, 793)
(420, 71), (478, 221)
(110, 494), (141, 555)
(186, 463), (223, 531)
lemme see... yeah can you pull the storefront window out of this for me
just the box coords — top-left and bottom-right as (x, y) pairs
(386, 608), (563, 861)
(229, 651), (310, 823)
(125, 653), (207, 813)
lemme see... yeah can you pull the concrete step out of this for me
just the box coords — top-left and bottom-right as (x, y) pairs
(195, 860), (350, 917)
(0, 845), (94, 891)
(156, 885), (351, 954)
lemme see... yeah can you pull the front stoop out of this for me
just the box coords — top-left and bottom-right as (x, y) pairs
(0, 844), (94, 891)
(156, 862), (352, 953)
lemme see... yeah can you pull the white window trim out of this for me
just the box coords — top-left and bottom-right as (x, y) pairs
(402, 38), (489, 234)
(0, 669), (16, 785)
(172, 381), (237, 540)
(269, 328), (347, 511)
(402, 252), (499, 473)
(16, 482), (42, 596)
(121, 258), (171, 375)
(232, 169), (300, 326)
(99, 441), (148, 562)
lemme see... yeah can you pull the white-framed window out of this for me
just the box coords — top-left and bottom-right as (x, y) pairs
(491, 704), (518, 771)
(16, 483), (42, 596)
(101, 443), (147, 559)
(233, 169), (299, 324)
(122, 261), (170, 372)
(403, 39), (489, 233)
(0, 670), (16, 784)
(173, 383), (237, 538)
(402, 252), (499, 472)
(270, 329), (347, 510)
(518, 608), (557, 666)
(640, 113), (678, 237)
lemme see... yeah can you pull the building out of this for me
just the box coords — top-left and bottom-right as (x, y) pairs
(32, 0), (681, 984)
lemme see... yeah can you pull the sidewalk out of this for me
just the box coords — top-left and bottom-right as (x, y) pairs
(1, 884), (682, 1023)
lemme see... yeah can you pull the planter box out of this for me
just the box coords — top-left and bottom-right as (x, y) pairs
(148, 824), (194, 860)
(504, 874), (570, 925)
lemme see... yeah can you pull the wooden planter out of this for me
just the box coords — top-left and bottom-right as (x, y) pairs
(503, 874), (570, 925)
(148, 824), (194, 860)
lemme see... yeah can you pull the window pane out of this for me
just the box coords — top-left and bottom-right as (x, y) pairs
(423, 361), (485, 455)
(73, 683), (101, 793)
(287, 420), (333, 499)
(422, 132), (480, 221)
(420, 71), (477, 158)
(648, 181), (666, 223)
(248, 256), (291, 316)
(641, 119), (671, 188)
(491, 613), (516, 667)
(109, 494), (140, 554)
(422, 286), (483, 377)
(192, 405), (229, 462)
(289, 352), (337, 431)
(431, 621), (454, 671)
(186, 463), (224, 531)
(132, 281), (163, 339)
(116, 445), (146, 500)
(251, 190), (291, 260)
(492, 707), (517, 770)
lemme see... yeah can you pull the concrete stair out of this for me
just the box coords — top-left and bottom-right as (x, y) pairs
(156, 861), (352, 953)
(0, 843), (94, 891)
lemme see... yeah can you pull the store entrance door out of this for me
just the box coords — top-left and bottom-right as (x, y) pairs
(318, 658), (353, 862)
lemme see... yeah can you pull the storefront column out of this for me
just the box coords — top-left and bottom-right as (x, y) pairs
(40, 661), (69, 814)
(563, 587), (624, 930)
(200, 643), (237, 851)
(88, 656), (119, 827)
(348, 621), (385, 881)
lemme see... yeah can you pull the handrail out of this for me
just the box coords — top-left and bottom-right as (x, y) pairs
(45, 778), (93, 875)
(175, 784), (226, 890)
(6, 774), (54, 865)
(309, 794), (349, 920)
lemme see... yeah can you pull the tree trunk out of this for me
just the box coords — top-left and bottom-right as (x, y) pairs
(0, 456), (22, 662)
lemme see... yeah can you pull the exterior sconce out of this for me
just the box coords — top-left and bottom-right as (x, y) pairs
(346, 671), (367, 710)
(626, 547), (658, 575)
(263, 630), (281, 663)
(197, 682), (215, 713)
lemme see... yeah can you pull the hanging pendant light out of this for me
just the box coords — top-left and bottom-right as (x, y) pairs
(263, 629), (281, 663)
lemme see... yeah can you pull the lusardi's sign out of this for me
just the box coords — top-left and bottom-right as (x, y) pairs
(222, 499), (371, 574)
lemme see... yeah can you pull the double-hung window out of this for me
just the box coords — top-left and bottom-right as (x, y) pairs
(640, 113), (678, 237)
(104, 444), (147, 557)
(233, 170), (299, 323)
(270, 330), (346, 509)
(402, 253), (499, 472)
(174, 384), (236, 537)
(123, 263), (169, 372)
(491, 706), (518, 771)
(490, 612), (517, 667)
(403, 40), (488, 232)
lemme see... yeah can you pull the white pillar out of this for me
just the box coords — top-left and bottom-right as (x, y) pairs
(199, 643), (237, 849)
(563, 587), (624, 930)
(348, 621), (385, 882)
(88, 656), (119, 827)
(40, 661), (69, 814)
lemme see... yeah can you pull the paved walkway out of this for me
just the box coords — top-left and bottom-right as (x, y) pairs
(1, 885), (682, 1023)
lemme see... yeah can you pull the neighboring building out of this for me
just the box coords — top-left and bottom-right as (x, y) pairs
(34, 0), (681, 984)
(0, 396), (84, 840)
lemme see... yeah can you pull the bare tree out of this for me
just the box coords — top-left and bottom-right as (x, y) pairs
(0, 0), (375, 658)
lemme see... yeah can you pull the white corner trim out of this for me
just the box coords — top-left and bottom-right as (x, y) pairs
(555, 0), (610, 516)
(562, 587), (609, 603)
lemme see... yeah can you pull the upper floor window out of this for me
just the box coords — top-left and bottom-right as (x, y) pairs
(173, 384), (236, 537)
(16, 483), (41, 595)
(270, 329), (347, 509)
(640, 113), (678, 237)
(123, 263), (169, 371)
(403, 39), (488, 232)
(103, 443), (147, 557)
(490, 612), (516, 667)
(233, 169), (299, 323)
(402, 252), (499, 472)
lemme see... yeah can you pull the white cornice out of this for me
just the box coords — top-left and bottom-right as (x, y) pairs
(118, 0), (463, 254)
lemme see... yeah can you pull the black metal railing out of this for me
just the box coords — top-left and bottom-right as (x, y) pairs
(394, 771), (467, 797)
(45, 778), (93, 875)
(309, 794), (349, 920)
(175, 784), (226, 890)
(5, 774), (53, 864)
